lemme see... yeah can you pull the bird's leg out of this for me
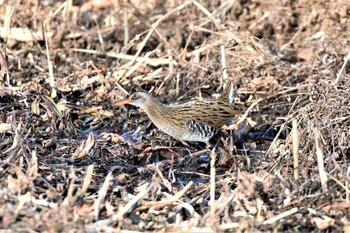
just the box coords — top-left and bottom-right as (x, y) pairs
(209, 136), (222, 156)
(205, 142), (212, 150)
(176, 139), (208, 151)
(208, 130), (223, 147)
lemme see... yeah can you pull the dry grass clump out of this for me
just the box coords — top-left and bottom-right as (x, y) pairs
(0, 0), (350, 232)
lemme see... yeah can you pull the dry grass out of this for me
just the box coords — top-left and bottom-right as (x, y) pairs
(0, 0), (350, 232)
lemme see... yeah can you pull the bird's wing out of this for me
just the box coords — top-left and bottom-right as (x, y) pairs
(174, 100), (242, 128)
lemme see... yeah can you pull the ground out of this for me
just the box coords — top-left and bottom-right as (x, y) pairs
(0, 0), (350, 232)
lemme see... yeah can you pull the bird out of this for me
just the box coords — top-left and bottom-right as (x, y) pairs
(114, 91), (243, 144)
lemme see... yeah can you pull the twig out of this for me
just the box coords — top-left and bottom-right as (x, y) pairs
(347, 166), (350, 202)
(220, 223), (240, 230)
(70, 165), (94, 205)
(4, 3), (14, 39)
(31, 198), (58, 209)
(88, 182), (156, 229)
(27, 150), (38, 180)
(156, 164), (172, 192)
(292, 119), (299, 180)
(220, 45), (228, 89)
(80, 165), (94, 195)
(62, 168), (77, 224)
(125, 51), (153, 78)
(94, 19), (105, 51)
(237, 98), (262, 124)
(0, 27), (54, 41)
(146, 181), (193, 208)
(71, 48), (176, 67)
(186, 39), (224, 58)
(313, 127), (328, 192)
(115, 81), (129, 95)
(123, 0), (129, 46)
(322, 201), (350, 213)
(335, 51), (350, 84)
(94, 172), (113, 220)
(43, 21), (57, 98)
(3, 122), (22, 157)
(307, 208), (334, 222)
(266, 96), (299, 156)
(192, 0), (219, 25)
(0, 48), (9, 85)
(131, 1), (192, 64)
(263, 207), (299, 225)
(176, 73), (180, 96)
(191, 148), (210, 157)
(326, 173), (350, 196)
(112, 182), (155, 221)
(210, 147), (216, 224)
(203, 190), (234, 221)
(3, 4), (14, 85)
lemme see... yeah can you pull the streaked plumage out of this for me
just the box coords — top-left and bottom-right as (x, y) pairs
(115, 92), (242, 144)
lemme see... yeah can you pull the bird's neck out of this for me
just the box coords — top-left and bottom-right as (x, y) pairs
(143, 98), (172, 122)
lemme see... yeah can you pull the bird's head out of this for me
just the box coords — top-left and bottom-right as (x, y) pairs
(114, 92), (152, 108)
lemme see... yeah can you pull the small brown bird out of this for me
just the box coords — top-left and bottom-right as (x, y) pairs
(115, 92), (243, 144)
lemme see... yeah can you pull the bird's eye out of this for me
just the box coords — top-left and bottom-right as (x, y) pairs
(130, 94), (138, 100)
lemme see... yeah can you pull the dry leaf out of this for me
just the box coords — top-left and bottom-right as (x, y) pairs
(311, 217), (335, 230)
(297, 47), (314, 62)
(31, 99), (40, 115)
(342, 216), (350, 233)
(74, 204), (94, 217)
(81, 0), (115, 12)
(0, 51), (8, 79)
(157, 147), (181, 159)
(0, 88), (13, 97)
(72, 131), (95, 159)
(0, 123), (11, 133)
(250, 76), (278, 89)
(100, 132), (125, 143)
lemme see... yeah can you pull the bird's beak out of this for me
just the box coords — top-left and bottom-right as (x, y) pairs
(114, 98), (132, 106)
